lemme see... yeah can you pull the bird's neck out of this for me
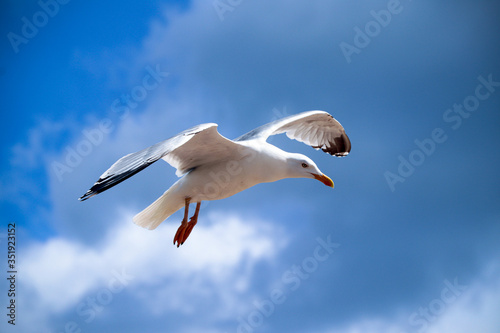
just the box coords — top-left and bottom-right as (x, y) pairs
(248, 142), (294, 183)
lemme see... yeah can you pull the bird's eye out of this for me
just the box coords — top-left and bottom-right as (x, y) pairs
(301, 162), (308, 168)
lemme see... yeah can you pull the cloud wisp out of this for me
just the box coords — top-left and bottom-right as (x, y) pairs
(17, 210), (288, 332)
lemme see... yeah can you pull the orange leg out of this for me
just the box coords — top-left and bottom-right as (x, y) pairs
(182, 201), (200, 244)
(173, 198), (201, 247)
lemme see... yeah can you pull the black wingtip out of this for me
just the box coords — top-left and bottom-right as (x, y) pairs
(317, 132), (351, 157)
(78, 190), (96, 202)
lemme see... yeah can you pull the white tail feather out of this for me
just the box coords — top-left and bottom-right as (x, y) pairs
(133, 182), (184, 230)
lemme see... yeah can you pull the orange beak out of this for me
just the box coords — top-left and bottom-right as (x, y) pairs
(312, 173), (334, 188)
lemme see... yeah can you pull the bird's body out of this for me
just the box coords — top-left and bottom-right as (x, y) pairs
(80, 111), (351, 246)
(173, 141), (285, 202)
(134, 141), (325, 230)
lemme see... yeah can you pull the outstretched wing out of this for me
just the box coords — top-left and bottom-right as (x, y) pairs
(236, 110), (351, 156)
(79, 123), (240, 201)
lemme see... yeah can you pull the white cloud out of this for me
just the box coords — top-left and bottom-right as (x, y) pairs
(425, 264), (500, 333)
(18, 210), (288, 330)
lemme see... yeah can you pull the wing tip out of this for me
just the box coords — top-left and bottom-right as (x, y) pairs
(319, 132), (351, 157)
(78, 190), (97, 201)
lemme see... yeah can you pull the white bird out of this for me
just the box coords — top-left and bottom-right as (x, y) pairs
(79, 110), (351, 246)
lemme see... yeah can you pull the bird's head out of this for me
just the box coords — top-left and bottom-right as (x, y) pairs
(286, 153), (334, 188)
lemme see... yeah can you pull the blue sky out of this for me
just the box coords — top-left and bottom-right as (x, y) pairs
(1, 0), (500, 332)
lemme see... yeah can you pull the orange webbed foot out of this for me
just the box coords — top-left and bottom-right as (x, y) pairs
(173, 201), (201, 247)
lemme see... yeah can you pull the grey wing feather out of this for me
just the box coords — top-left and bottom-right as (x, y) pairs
(236, 110), (351, 157)
(79, 123), (235, 201)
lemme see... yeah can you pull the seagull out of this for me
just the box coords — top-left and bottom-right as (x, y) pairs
(79, 110), (351, 247)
